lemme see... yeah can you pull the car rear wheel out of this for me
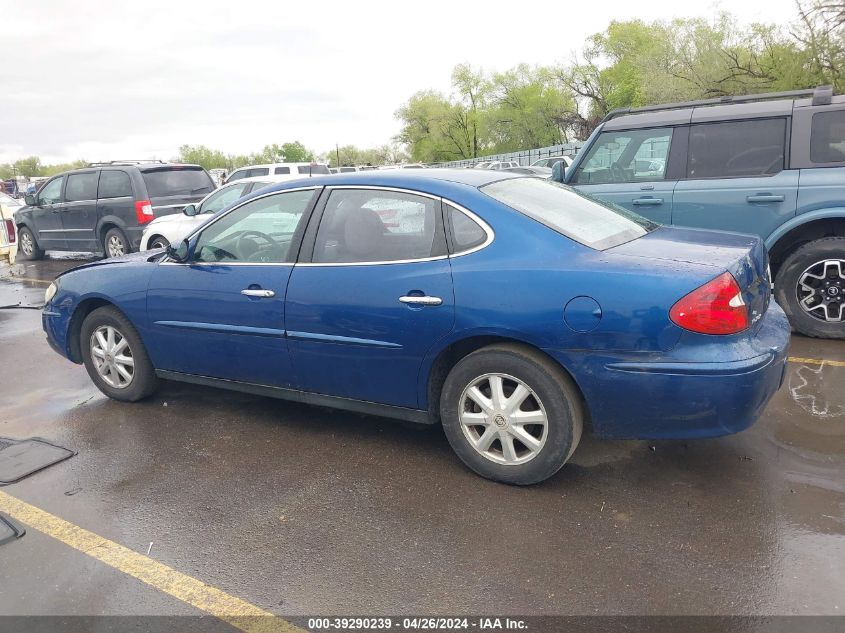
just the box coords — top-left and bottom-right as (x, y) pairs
(149, 236), (170, 250)
(774, 237), (845, 339)
(440, 344), (583, 485)
(17, 227), (44, 260)
(80, 306), (158, 401)
(104, 227), (130, 258)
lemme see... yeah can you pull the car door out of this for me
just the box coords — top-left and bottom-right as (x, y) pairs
(145, 187), (319, 386)
(672, 118), (798, 238)
(30, 175), (66, 249)
(285, 187), (455, 409)
(61, 171), (100, 251)
(568, 126), (677, 224)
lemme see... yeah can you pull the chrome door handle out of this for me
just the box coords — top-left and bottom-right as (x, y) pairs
(241, 289), (275, 298)
(747, 194), (785, 203)
(632, 197), (663, 206)
(399, 295), (443, 306)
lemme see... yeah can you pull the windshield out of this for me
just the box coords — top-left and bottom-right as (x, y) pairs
(481, 177), (657, 250)
(142, 167), (214, 197)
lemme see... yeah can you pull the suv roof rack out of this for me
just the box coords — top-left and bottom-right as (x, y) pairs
(87, 159), (166, 167)
(601, 85), (834, 123)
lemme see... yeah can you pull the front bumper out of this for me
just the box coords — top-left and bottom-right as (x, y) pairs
(545, 302), (791, 440)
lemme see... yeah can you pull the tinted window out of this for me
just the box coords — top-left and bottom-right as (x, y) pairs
(247, 168), (270, 178)
(298, 165), (330, 175)
(810, 110), (845, 163)
(65, 172), (98, 202)
(339, 167), (356, 173)
(313, 190), (442, 263)
(482, 177), (656, 251)
(573, 128), (673, 184)
(227, 169), (248, 183)
(274, 167), (290, 174)
(194, 189), (315, 264)
(199, 182), (250, 214)
(688, 119), (785, 178)
(142, 168), (214, 197)
(98, 170), (133, 199)
(447, 204), (487, 252)
(37, 177), (63, 205)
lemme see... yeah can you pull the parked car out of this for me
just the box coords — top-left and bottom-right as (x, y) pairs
(473, 161), (493, 169)
(140, 176), (291, 250)
(337, 166), (359, 173)
(0, 191), (22, 263)
(532, 155), (573, 170)
(15, 161), (215, 260)
(42, 170), (788, 485)
(556, 85), (845, 339)
(401, 164), (426, 169)
(486, 161), (520, 170)
(224, 163), (330, 184)
(503, 166), (553, 178)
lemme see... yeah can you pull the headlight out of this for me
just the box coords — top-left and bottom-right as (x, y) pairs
(44, 282), (57, 304)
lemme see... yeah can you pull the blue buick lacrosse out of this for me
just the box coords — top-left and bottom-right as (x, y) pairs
(42, 169), (790, 484)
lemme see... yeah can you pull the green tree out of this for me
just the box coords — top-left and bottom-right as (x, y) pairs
(13, 156), (42, 178)
(280, 141), (314, 163)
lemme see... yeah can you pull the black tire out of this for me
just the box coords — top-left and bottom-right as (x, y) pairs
(17, 226), (44, 260)
(440, 344), (583, 485)
(103, 227), (130, 258)
(149, 235), (170, 250)
(774, 236), (845, 339)
(80, 306), (159, 402)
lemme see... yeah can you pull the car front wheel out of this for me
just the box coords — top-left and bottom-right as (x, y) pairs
(440, 344), (583, 485)
(80, 306), (158, 401)
(775, 237), (845, 339)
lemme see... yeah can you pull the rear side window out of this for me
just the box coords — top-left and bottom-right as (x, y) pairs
(141, 168), (214, 197)
(687, 119), (786, 179)
(446, 204), (488, 252)
(65, 172), (98, 201)
(274, 167), (290, 174)
(298, 165), (330, 175)
(97, 171), (132, 199)
(810, 110), (845, 163)
(247, 168), (270, 177)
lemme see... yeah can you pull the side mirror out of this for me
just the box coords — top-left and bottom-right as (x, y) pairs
(24, 194), (36, 206)
(166, 237), (193, 263)
(551, 161), (566, 183)
(182, 204), (198, 217)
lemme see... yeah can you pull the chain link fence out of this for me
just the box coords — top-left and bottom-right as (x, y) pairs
(428, 142), (583, 168)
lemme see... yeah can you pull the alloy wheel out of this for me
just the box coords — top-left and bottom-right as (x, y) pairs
(21, 232), (33, 255)
(90, 325), (134, 389)
(107, 235), (125, 257)
(797, 259), (845, 322)
(459, 373), (548, 465)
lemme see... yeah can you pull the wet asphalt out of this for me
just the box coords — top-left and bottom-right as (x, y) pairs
(0, 255), (843, 619)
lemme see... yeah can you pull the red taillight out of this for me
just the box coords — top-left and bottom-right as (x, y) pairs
(134, 200), (154, 225)
(669, 272), (749, 335)
(4, 219), (15, 244)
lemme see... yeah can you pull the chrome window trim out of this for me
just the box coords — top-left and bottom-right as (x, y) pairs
(63, 199), (97, 204)
(97, 195), (133, 202)
(297, 185), (495, 267)
(152, 203), (189, 210)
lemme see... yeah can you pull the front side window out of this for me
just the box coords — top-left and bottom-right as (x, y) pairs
(810, 110), (845, 163)
(37, 177), (63, 205)
(482, 177), (656, 251)
(688, 118), (786, 179)
(193, 189), (315, 264)
(227, 169), (248, 183)
(573, 127), (673, 185)
(199, 182), (250, 214)
(65, 172), (98, 202)
(97, 170), (132, 199)
(312, 189), (443, 263)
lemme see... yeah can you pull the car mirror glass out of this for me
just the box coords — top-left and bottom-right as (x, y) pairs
(183, 204), (198, 217)
(24, 194), (36, 206)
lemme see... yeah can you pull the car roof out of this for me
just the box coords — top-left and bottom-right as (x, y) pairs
(233, 162), (328, 169)
(265, 168), (521, 190)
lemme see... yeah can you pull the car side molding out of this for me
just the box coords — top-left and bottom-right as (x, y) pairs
(154, 370), (434, 424)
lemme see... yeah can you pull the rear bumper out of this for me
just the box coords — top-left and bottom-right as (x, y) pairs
(545, 303), (791, 439)
(124, 226), (144, 250)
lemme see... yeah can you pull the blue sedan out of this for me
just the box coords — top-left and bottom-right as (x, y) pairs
(42, 170), (790, 484)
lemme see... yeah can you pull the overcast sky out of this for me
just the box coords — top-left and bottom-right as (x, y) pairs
(1, 0), (799, 165)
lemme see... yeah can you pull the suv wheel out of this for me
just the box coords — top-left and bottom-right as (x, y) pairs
(17, 226), (45, 260)
(774, 237), (845, 339)
(80, 306), (158, 401)
(440, 344), (583, 485)
(104, 227), (130, 258)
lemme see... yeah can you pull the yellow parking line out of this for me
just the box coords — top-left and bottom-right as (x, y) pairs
(788, 356), (845, 367)
(0, 490), (304, 633)
(0, 276), (51, 285)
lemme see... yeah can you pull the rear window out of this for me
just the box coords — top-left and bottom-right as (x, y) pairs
(141, 168), (214, 197)
(810, 110), (845, 163)
(297, 165), (330, 175)
(481, 177), (656, 250)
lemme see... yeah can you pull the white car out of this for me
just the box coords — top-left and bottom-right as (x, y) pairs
(531, 155), (573, 169)
(223, 162), (330, 184)
(0, 192), (23, 263)
(140, 176), (287, 250)
(486, 161), (520, 170)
